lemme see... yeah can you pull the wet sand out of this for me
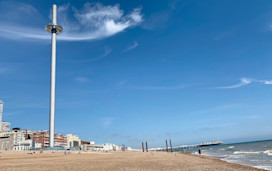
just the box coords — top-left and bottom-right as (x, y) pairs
(0, 150), (265, 171)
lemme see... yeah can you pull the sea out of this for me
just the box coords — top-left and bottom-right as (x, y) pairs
(180, 140), (272, 170)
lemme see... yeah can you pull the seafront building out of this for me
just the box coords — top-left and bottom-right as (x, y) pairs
(81, 140), (95, 151)
(12, 128), (40, 150)
(0, 100), (10, 132)
(0, 121), (10, 132)
(0, 131), (14, 150)
(0, 128), (122, 151)
(80, 142), (120, 151)
(102, 143), (120, 151)
(0, 101), (123, 151)
(66, 134), (81, 148)
(32, 131), (67, 148)
(0, 100), (3, 121)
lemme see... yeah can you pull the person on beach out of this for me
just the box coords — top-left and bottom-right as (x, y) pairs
(198, 149), (201, 155)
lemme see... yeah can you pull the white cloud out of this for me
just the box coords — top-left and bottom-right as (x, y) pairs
(128, 8), (143, 23)
(216, 78), (253, 89)
(75, 77), (89, 82)
(217, 78), (272, 89)
(123, 41), (138, 52)
(259, 80), (272, 85)
(0, 2), (143, 41)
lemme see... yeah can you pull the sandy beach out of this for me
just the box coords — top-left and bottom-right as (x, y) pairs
(0, 150), (265, 171)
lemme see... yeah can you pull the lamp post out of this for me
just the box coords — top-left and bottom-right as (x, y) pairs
(45, 4), (63, 148)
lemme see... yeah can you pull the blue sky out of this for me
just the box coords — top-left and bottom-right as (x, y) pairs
(1, 0), (272, 148)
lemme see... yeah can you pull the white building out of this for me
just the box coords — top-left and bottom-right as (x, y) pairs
(0, 100), (2, 121)
(126, 147), (133, 151)
(12, 129), (36, 151)
(0, 122), (10, 132)
(102, 143), (120, 151)
(0, 100), (10, 132)
(66, 134), (81, 148)
(13, 140), (32, 151)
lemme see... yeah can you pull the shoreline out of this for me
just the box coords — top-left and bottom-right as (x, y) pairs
(190, 153), (269, 171)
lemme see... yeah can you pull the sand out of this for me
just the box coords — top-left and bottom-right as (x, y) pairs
(0, 150), (265, 171)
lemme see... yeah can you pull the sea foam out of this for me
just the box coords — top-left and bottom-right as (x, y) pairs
(263, 150), (272, 156)
(233, 151), (262, 154)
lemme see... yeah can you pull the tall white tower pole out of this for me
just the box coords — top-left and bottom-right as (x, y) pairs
(45, 4), (63, 148)
(0, 100), (3, 122)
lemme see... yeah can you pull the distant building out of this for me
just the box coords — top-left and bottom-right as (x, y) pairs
(0, 100), (11, 132)
(0, 100), (2, 121)
(126, 147), (133, 151)
(0, 122), (10, 132)
(81, 140), (95, 151)
(80, 142), (119, 151)
(32, 131), (67, 148)
(103, 143), (120, 151)
(66, 134), (81, 148)
(12, 128), (36, 151)
(0, 132), (14, 150)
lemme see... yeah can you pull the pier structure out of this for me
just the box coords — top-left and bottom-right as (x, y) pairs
(150, 141), (222, 152)
(169, 139), (173, 152)
(165, 140), (169, 152)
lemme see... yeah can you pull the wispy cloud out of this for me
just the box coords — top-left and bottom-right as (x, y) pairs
(3, 111), (20, 116)
(258, 80), (272, 85)
(86, 46), (112, 62)
(66, 46), (112, 63)
(216, 77), (272, 89)
(123, 41), (138, 52)
(99, 117), (114, 128)
(217, 78), (253, 89)
(75, 77), (89, 82)
(0, 2), (143, 41)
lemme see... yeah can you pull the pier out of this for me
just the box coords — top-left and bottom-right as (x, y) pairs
(150, 141), (223, 152)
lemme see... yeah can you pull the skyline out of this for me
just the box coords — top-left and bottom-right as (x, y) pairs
(1, 0), (272, 148)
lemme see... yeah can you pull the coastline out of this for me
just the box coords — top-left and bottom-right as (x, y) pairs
(0, 150), (265, 171)
(194, 153), (269, 171)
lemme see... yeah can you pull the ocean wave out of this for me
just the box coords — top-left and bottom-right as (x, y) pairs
(233, 151), (262, 154)
(263, 150), (272, 156)
(225, 154), (245, 159)
(253, 165), (272, 171)
(228, 146), (234, 149)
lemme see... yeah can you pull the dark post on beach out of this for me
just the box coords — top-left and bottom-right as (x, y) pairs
(170, 139), (173, 152)
(166, 140), (169, 152)
(142, 142), (144, 152)
(146, 142), (148, 152)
